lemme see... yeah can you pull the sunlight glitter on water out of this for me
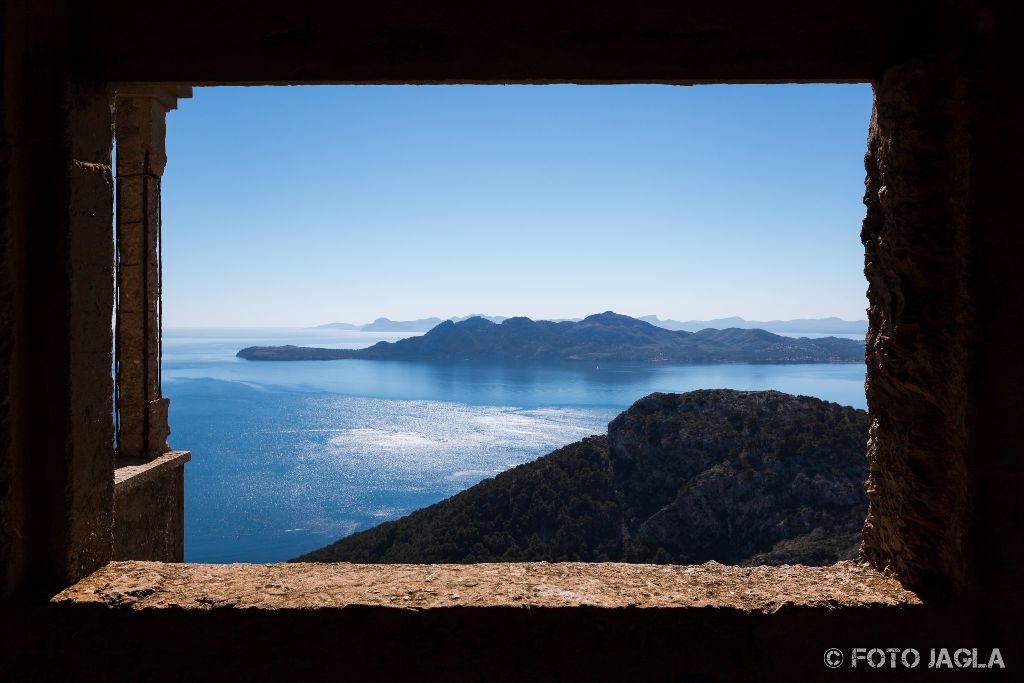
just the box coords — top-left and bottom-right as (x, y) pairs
(175, 382), (617, 563)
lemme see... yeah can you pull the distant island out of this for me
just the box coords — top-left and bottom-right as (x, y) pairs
(294, 390), (868, 565)
(316, 313), (867, 335)
(240, 312), (864, 363)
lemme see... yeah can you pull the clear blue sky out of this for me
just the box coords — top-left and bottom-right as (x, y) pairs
(160, 84), (873, 327)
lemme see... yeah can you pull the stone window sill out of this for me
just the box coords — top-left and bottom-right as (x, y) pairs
(114, 450), (191, 494)
(52, 560), (918, 611)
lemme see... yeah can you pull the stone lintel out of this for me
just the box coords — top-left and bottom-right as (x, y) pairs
(114, 83), (193, 111)
(113, 84), (191, 177)
(54, 560), (919, 612)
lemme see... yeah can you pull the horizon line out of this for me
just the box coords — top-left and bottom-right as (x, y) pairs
(163, 311), (870, 330)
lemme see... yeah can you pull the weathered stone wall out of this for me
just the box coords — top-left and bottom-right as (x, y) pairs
(1, 0), (115, 598)
(113, 86), (189, 459)
(862, 28), (1024, 660)
(861, 56), (975, 597)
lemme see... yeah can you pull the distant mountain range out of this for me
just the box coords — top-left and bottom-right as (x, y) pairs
(241, 312), (864, 363)
(294, 390), (868, 565)
(317, 314), (867, 335)
(638, 315), (867, 334)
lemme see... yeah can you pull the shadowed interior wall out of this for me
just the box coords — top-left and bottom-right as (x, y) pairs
(1, 0), (114, 597)
(862, 37), (1023, 656)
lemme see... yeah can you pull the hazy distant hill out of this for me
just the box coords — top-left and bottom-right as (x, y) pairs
(639, 315), (867, 335)
(241, 312), (864, 363)
(314, 322), (360, 330)
(294, 390), (868, 565)
(316, 314), (508, 332)
(359, 317), (445, 332)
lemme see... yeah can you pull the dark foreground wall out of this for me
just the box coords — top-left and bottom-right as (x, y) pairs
(0, 601), (979, 683)
(1, 1), (1022, 680)
(2, 561), (1004, 683)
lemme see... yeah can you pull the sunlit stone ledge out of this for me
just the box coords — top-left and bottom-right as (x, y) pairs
(53, 560), (919, 611)
(114, 450), (191, 494)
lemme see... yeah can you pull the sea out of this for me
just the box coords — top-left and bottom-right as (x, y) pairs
(164, 327), (868, 563)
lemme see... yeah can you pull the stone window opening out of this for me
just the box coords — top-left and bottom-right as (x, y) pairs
(79, 70), (989, 606)
(86, 79), (926, 646)
(120, 83), (876, 569)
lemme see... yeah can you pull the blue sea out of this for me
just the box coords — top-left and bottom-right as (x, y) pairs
(164, 327), (867, 563)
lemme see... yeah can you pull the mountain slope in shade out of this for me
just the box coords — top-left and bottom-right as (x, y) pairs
(294, 390), (869, 566)
(240, 312), (864, 363)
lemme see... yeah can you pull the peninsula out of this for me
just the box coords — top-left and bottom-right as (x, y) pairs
(238, 312), (864, 363)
